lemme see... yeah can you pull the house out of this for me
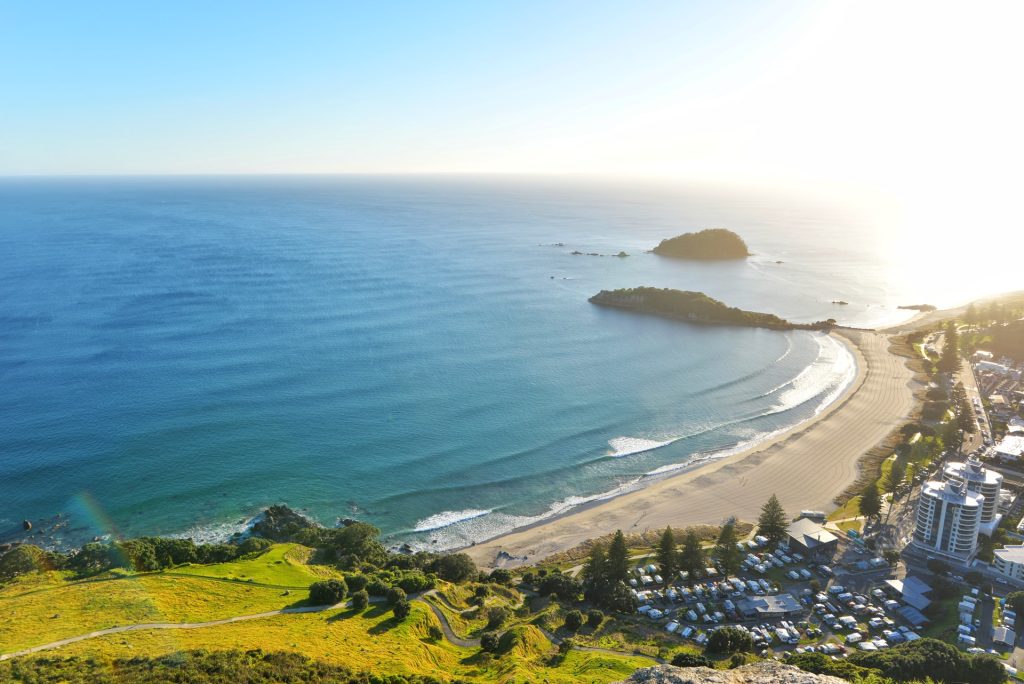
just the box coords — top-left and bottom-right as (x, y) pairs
(884, 576), (932, 611)
(736, 593), (803, 618)
(782, 518), (838, 558)
(995, 435), (1024, 461)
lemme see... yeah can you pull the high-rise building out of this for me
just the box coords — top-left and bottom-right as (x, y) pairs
(943, 456), (1003, 533)
(913, 480), (983, 561)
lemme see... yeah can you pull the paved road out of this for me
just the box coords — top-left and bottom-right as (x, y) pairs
(960, 358), (989, 454)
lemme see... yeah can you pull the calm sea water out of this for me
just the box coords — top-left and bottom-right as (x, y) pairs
(0, 176), (933, 550)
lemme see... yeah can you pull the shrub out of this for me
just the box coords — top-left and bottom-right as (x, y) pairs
(392, 599), (411, 621)
(671, 652), (711, 668)
(349, 589), (369, 610)
(366, 579), (389, 596)
(309, 579), (348, 605)
(474, 585), (490, 598)
(563, 610), (584, 632)
(480, 632), (499, 653)
(485, 606), (508, 630)
(345, 574), (368, 592)
(558, 638), (574, 654)
(538, 573), (581, 602)
(429, 554), (477, 582)
(488, 568), (513, 585)
(386, 586), (406, 606)
(586, 609), (604, 628)
(705, 626), (753, 654)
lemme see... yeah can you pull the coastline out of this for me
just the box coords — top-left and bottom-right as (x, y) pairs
(465, 329), (919, 568)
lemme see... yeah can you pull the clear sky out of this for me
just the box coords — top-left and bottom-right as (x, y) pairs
(2, 0), (1022, 196)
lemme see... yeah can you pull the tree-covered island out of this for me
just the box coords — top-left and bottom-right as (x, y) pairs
(589, 287), (836, 331)
(652, 228), (750, 259)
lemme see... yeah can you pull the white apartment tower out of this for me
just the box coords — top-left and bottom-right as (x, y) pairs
(943, 457), (1003, 532)
(913, 480), (984, 561)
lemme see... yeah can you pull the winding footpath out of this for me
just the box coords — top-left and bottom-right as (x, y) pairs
(1, 587), (661, 665)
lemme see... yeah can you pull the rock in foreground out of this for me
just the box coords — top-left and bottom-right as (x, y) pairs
(617, 662), (847, 684)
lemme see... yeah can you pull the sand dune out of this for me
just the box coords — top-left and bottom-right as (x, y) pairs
(466, 330), (918, 568)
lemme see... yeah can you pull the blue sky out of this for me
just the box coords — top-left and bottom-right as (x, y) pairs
(2, 1), (1022, 187)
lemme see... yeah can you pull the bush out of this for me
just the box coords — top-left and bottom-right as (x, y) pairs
(488, 568), (513, 585)
(705, 626), (753, 654)
(670, 652), (711, 668)
(480, 632), (499, 653)
(395, 571), (434, 594)
(849, 637), (1005, 684)
(563, 609), (584, 632)
(392, 599), (411, 620)
(485, 606), (508, 630)
(386, 586), (407, 606)
(427, 625), (443, 641)
(474, 585), (490, 598)
(349, 590), (369, 610)
(366, 579), (389, 596)
(0, 545), (52, 580)
(927, 558), (951, 575)
(558, 638), (574, 654)
(586, 609), (604, 628)
(236, 536), (273, 556)
(429, 553), (477, 582)
(345, 574), (368, 592)
(965, 570), (983, 585)
(309, 579), (348, 605)
(728, 653), (749, 669)
(538, 573), (581, 602)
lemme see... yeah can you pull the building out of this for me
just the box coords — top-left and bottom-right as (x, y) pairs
(993, 626), (1016, 649)
(995, 435), (1024, 461)
(992, 545), (1024, 584)
(884, 576), (933, 611)
(782, 518), (838, 558)
(942, 457), (1003, 533)
(912, 480), (983, 561)
(736, 593), (803, 618)
(975, 350), (995, 362)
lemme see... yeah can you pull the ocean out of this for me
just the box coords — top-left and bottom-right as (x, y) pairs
(0, 176), (978, 551)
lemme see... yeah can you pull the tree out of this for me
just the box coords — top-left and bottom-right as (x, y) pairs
(309, 579), (348, 605)
(538, 573), (581, 602)
(430, 553), (477, 582)
(756, 494), (789, 547)
(882, 468), (903, 524)
(1006, 591), (1024, 618)
(926, 558), (950, 576)
(581, 542), (607, 588)
(706, 626), (754, 654)
(392, 599), (411, 620)
(480, 632), (499, 653)
(586, 609), (604, 628)
(349, 589), (369, 610)
(385, 586), (406, 606)
(939, 321), (960, 372)
(563, 609), (584, 632)
(965, 303), (978, 325)
(488, 568), (513, 585)
(656, 526), (678, 583)
(679, 530), (706, 579)
(713, 520), (742, 575)
(671, 652), (712, 667)
(858, 484), (882, 520)
(606, 530), (629, 583)
(485, 606), (508, 629)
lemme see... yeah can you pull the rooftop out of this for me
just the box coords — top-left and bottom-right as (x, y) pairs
(995, 435), (1024, 459)
(994, 544), (1024, 565)
(944, 458), (1002, 486)
(885, 576), (932, 611)
(786, 518), (838, 548)
(737, 593), (802, 615)
(921, 480), (984, 506)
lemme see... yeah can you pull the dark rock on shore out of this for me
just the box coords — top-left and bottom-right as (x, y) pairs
(898, 303), (937, 312)
(251, 505), (319, 542)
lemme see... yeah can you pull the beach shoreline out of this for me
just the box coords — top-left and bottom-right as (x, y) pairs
(465, 328), (919, 568)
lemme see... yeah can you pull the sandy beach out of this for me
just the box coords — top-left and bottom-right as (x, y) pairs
(467, 329), (919, 568)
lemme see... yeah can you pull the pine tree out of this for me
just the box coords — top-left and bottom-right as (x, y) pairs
(713, 519), (742, 575)
(938, 321), (960, 372)
(858, 483), (881, 519)
(582, 542), (607, 587)
(679, 530), (706, 579)
(656, 526), (678, 583)
(965, 303), (978, 325)
(756, 494), (788, 548)
(606, 530), (629, 583)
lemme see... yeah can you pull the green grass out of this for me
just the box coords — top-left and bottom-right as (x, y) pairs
(828, 496), (862, 521)
(170, 543), (337, 586)
(835, 518), (864, 535)
(43, 602), (650, 683)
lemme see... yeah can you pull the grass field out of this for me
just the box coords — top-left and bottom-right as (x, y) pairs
(42, 602), (649, 682)
(169, 543), (338, 586)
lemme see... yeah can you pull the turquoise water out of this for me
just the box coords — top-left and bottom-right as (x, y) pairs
(0, 177), (901, 550)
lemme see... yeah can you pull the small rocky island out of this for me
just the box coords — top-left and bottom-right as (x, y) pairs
(898, 304), (937, 312)
(590, 287), (836, 331)
(652, 228), (750, 260)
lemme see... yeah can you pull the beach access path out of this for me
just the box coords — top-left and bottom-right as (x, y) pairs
(467, 330), (919, 568)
